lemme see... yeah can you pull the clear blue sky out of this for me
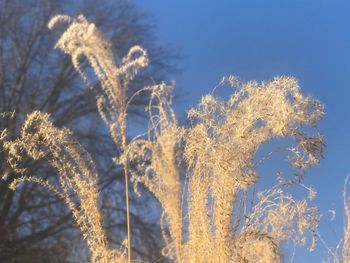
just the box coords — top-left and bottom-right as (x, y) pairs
(133, 0), (350, 261)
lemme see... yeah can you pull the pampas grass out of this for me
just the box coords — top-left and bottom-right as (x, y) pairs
(1, 14), (335, 263)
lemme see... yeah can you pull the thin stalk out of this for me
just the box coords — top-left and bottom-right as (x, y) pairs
(121, 116), (131, 263)
(124, 163), (131, 263)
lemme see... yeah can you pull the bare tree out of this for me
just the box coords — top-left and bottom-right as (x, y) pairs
(0, 0), (176, 262)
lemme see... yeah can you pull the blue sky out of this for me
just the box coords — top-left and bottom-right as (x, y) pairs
(133, 0), (350, 261)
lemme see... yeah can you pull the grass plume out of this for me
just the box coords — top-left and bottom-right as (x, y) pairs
(1, 14), (329, 263)
(4, 111), (126, 263)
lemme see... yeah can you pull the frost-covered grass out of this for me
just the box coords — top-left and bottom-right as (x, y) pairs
(2, 14), (349, 263)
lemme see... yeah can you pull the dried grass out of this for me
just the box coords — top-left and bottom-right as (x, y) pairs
(0, 14), (331, 263)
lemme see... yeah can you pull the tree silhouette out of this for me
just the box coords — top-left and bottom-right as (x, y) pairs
(0, 0), (176, 261)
